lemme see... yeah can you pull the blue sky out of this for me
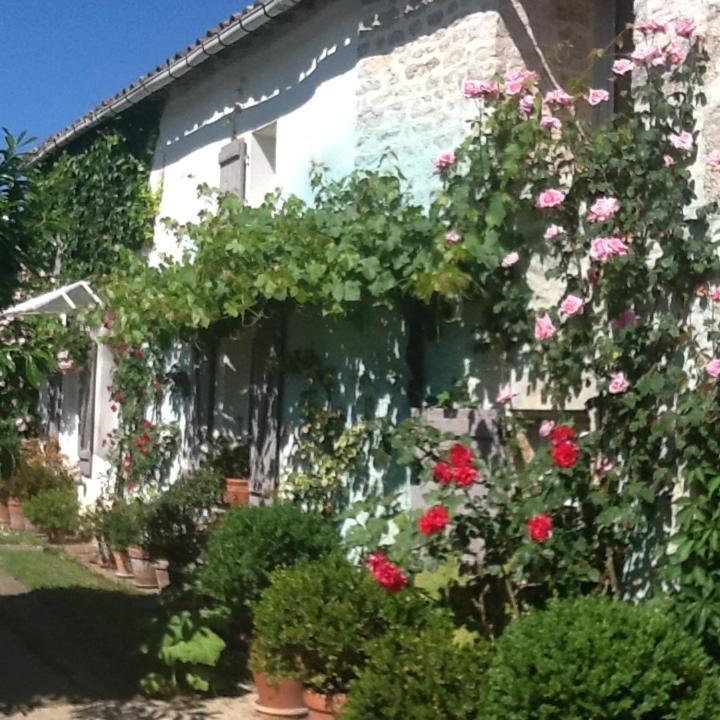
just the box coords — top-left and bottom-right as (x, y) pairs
(0, 1), (252, 144)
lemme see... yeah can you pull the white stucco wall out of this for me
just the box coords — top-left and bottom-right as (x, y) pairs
(83, 0), (620, 496)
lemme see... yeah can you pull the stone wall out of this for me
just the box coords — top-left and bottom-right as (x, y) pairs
(355, 0), (616, 202)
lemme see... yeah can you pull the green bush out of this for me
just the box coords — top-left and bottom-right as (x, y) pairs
(196, 503), (339, 619)
(144, 469), (224, 566)
(485, 596), (720, 720)
(100, 501), (142, 550)
(23, 486), (80, 541)
(343, 613), (492, 720)
(252, 554), (428, 694)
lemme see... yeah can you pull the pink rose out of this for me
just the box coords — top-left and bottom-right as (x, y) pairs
(590, 236), (630, 263)
(56, 349), (70, 361)
(711, 285), (720, 302)
(544, 88), (574, 108)
(587, 196), (619, 223)
(445, 230), (462, 245)
(670, 132), (693, 152)
(463, 80), (499, 100)
(540, 115), (562, 131)
(707, 150), (720, 172)
(535, 313), (556, 341)
(502, 251), (519, 268)
(539, 419), (556, 438)
(560, 294), (584, 317)
(664, 154), (675, 167)
(535, 188), (566, 209)
(15, 418), (27, 433)
(434, 151), (456, 173)
(675, 17), (697, 38)
(636, 16), (668, 33)
(666, 42), (687, 66)
(608, 372), (630, 394)
(612, 309), (639, 329)
(632, 43), (662, 65)
(706, 358), (720, 378)
(585, 88), (610, 106)
(612, 59), (634, 75)
(544, 224), (565, 240)
(58, 360), (76, 373)
(505, 68), (539, 96)
(496, 385), (518, 405)
(519, 93), (535, 117)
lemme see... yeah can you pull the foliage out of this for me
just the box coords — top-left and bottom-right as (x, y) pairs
(251, 554), (430, 694)
(6, 438), (76, 500)
(140, 606), (236, 695)
(27, 116), (159, 282)
(0, 131), (35, 309)
(144, 468), (224, 566)
(343, 613), (492, 720)
(196, 503), (339, 622)
(23, 486), (80, 541)
(99, 500), (142, 550)
(484, 597), (720, 720)
(205, 436), (250, 478)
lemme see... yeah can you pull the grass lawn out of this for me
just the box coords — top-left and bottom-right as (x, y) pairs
(0, 548), (159, 699)
(0, 529), (45, 545)
(0, 549), (123, 590)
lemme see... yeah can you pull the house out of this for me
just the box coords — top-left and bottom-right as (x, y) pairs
(27, 0), (720, 505)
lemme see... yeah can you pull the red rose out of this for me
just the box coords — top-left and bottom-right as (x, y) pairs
(367, 552), (408, 593)
(449, 443), (474, 467)
(549, 424), (576, 445)
(134, 348), (143, 359)
(418, 505), (450, 535)
(551, 440), (580, 468)
(433, 461), (454, 484)
(453, 464), (478, 486)
(527, 513), (553, 542)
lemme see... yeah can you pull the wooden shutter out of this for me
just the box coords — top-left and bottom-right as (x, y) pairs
(249, 311), (285, 501)
(219, 138), (247, 197)
(77, 345), (98, 478)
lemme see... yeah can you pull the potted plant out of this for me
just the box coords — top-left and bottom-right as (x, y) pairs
(144, 468), (225, 586)
(23, 486), (80, 543)
(208, 438), (251, 506)
(100, 501), (140, 579)
(252, 555), (413, 720)
(127, 501), (158, 589)
(196, 504), (339, 715)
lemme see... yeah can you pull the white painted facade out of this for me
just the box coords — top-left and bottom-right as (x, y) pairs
(58, 0), (697, 502)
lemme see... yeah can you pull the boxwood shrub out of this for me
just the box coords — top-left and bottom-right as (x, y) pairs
(23, 486), (79, 542)
(196, 503), (339, 619)
(343, 613), (492, 720)
(485, 596), (720, 720)
(252, 554), (430, 694)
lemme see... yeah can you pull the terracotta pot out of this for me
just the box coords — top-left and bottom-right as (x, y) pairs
(302, 689), (346, 720)
(0, 501), (10, 528)
(7, 498), (25, 531)
(225, 478), (250, 506)
(128, 546), (158, 588)
(112, 549), (134, 578)
(153, 559), (171, 590)
(253, 672), (307, 717)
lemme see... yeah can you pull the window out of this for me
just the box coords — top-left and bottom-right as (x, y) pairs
(246, 123), (277, 207)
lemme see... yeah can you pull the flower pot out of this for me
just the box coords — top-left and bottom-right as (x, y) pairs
(225, 478), (250, 506)
(153, 559), (171, 590)
(128, 546), (158, 588)
(112, 549), (134, 578)
(253, 672), (307, 717)
(0, 501), (10, 529)
(302, 689), (346, 720)
(7, 498), (25, 531)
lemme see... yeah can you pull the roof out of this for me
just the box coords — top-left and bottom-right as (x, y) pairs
(32, 0), (305, 163)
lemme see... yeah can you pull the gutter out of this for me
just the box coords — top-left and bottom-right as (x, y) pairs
(31, 0), (303, 165)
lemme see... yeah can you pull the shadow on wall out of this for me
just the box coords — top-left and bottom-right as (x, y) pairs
(0, 587), (158, 715)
